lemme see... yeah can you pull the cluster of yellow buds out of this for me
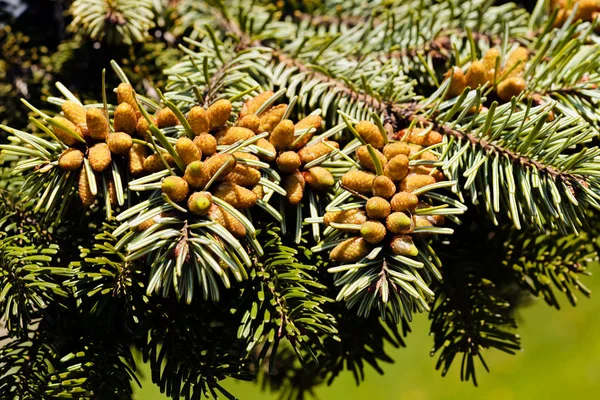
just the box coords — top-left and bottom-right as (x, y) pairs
(552, 0), (600, 27)
(53, 83), (229, 209)
(445, 46), (529, 102)
(235, 91), (339, 206)
(53, 85), (141, 206)
(132, 90), (339, 238)
(323, 121), (447, 263)
(141, 96), (267, 238)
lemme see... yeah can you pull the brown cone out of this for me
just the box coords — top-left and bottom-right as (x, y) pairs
(283, 170), (305, 205)
(107, 132), (133, 155)
(62, 101), (87, 125)
(86, 108), (110, 141)
(114, 103), (137, 134)
(88, 143), (112, 172)
(207, 99), (232, 128)
(78, 168), (95, 208)
(58, 148), (84, 171)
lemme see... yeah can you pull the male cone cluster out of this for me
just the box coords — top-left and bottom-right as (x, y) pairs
(56, 83), (198, 208)
(55, 84), (147, 207)
(326, 121), (447, 263)
(445, 46), (529, 102)
(151, 91), (342, 237)
(144, 97), (262, 238)
(552, 0), (600, 28)
(238, 91), (340, 206)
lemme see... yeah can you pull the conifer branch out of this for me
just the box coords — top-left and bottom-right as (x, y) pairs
(235, 227), (337, 366)
(393, 110), (588, 188)
(3, 0), (600, 397)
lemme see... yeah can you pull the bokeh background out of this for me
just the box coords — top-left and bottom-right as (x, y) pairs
(133, 263), (600, 400)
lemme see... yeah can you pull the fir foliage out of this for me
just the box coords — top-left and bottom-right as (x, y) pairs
(1, 0), (600, 398)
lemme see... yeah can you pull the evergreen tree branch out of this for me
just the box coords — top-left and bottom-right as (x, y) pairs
(0, 332), (55, 399)
(174, 32), (600, 233)
(505, 227), (597, 309)
(428, 216), (524, 386)
(138, 298), (252, 399)
(234, 227), (338, 367)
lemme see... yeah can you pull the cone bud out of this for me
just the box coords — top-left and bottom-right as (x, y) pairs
(213, 182), (258, 208)
(390, 191), (419, 212)
(136, 115), (156, 140)
(396, 128), (442, 147)
(86, 108), (110, 141)
(341, 170), (375, 194)
(372, 175), (396, 199)
(217, 126), (255, 146)
(417, 150), (438, 161)
(283, 170), (305, 205)
(356, 145), (387, 172)
(187, 192), (213, 215)
(107, 179), (118, 206)
(303, 167), (334, 191)
(323, 209), (367, 226)
(51, 116), (82, 146)
(143, 153), (174, 173)
(240, 91), (274, 118)
(465, 60), (488, 89)
(183, 161), (209, 189)
(399, 174), (436, 192)
(58, 148), (84, 171)
(390, 235), (418, 257)
(386, 212), (414, 234)
(445, 66), (466, 98)
(233, 151), (260, 167)
(355, 120), (385, 149)
(116, 83), (140, 114)
(193, 134), (217, 157)
(255, 138), (277, 161)
(135, 218), (156, 232)
(503, 46), (529, 78)
(482, 48), (501, 80)
(269, 119), (295, 150)
(114, 103), (137, 134)
(78, 168), (95, 208)
(383, 142), (411, 159)
(62, 101), (86, 125)
(156, 108), (179, 128)
(236, 114), (260, 133)
(276, 151), (301, 173)
(497, 76), (526, 101)
(222, 164), (261, 186)
(258, 104), (287, 133)
(107, 132), (133, 155)
(209, 205), (246, 237)
(129, 143), (148, 175)
(383, 154), (409, 182)
(204, 153), (237, 179)
(329, 237), (370, 262)
(161, 176), (189, 203)
(360, 221), (387, 244)
(365, 197), (391, 219)
(293, 115), (322, 149)
(175, 137), (201, 165)
(88, 143), (112, 172)
(187, 106), (210, 135)
(252, 185), (264, 199)
(207, 99), (232, 128)
(298, 140), (339, 164)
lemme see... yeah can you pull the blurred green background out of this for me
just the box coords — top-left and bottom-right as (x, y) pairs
(133, 267), (600, 400)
